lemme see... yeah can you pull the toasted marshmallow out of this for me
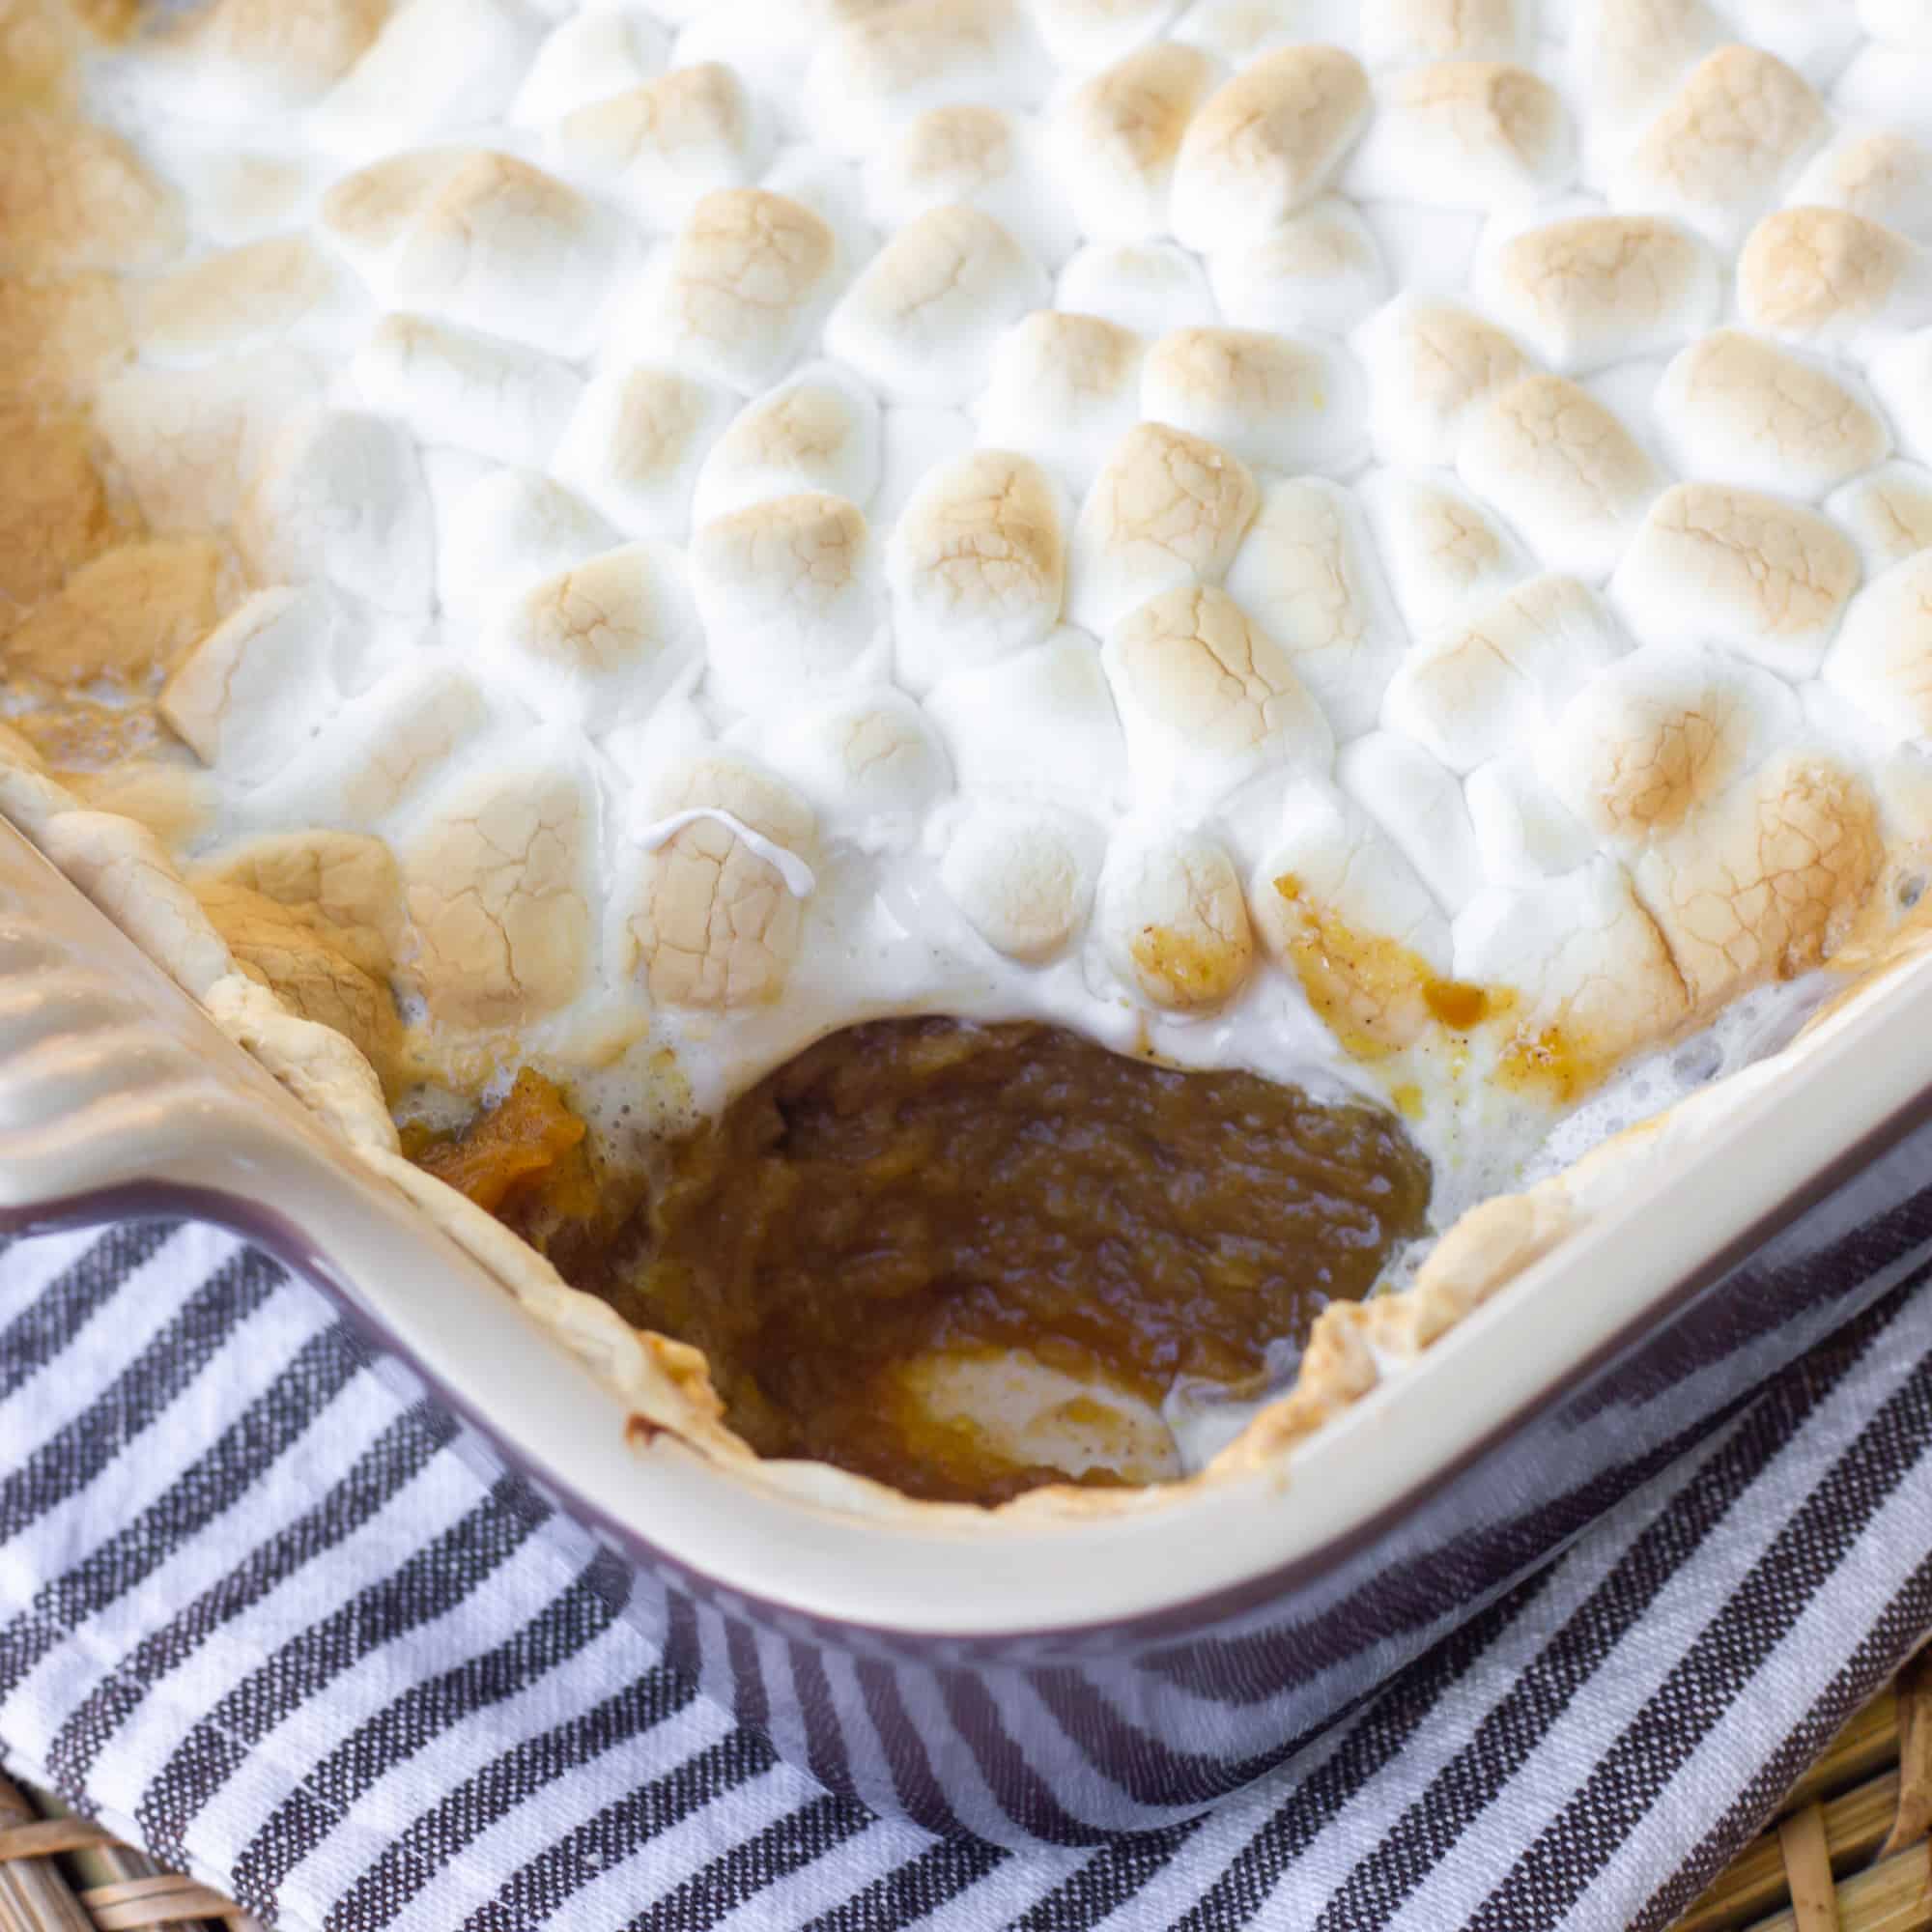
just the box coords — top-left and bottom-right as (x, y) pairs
(3, 534), (222, 690)
(1455, 856), (1689, 1057)
(1459, 373), (1658, 582)
(0, 116), (183, 276)
(628, 752), (818, 1007)
(1464, 751), (1597, 882)
(939, 800), (1098, 962)
(317, 149), (471, 285)
(1339, 729), (1484, 914)
(353, 314), (583, 469)
(923, 632), (1130, 808)
(1541, 640), (1800, 844)
(1824, 549), (1932, 741)
(1866, 330), (1932, 466)
(435, 468), (620, 619)
(803, 0), (1044, 156)
(479, 540), (701, 730)
(1384, 573), (1628, 775)
(1067, 421), (1258, 634)
(238, 406), (436, 618)
(177, 0), (386, 116)
(1828, 460), (1932, 572)
(1224, 476), (1406, 739)
(824, 204), (1046, 405)
(552, 363), (733, 537)
(1171, 45), (1370, 253)
(511, 7), (668, 126)
(1612, 481), (1861, 677)
(1098, 826), (1254, 1009)
(978, 311), (1146, 495)
(0, 274), (128, 401)
(1634, 753), (1883, 1010)
(1251, 779), (1454, 1053)
(1029, 0), (1183, 68)
(692, 364), (880, 526)
(1140, 326), (1369, 476)
(311, 0), (537, 158)
(1048, 42), (1216, 242)
(889, 449), (1065, 689)
(1788, 131), (1932, 240)
(1102, 583), (1332, 815)
(159, 584), (347, 785)
(689, 493), (888, 711)
(1207, 196), (1390, 335)
(136, 235), (360, 366)
(1349, 62), (1575, 211)
(1481, 213), (1721, 372)
(1361, 0), (1525, 66)
(1737, 207), (1932, 350)
(1612, 45), (1826, 247)
(868, 104), (1077, 267)
(386, 153), (623, 357)
(1359, 468), (1529, 639)
(753, 687), (952, 838)
(402, 757), (595, 1025)
(554, 63), (768, 227)
(1055, 240), (1217, 336)
(1353, 296), (1531, 467)
(1657, 329), (1889, 497)
(1568, 0), (1721, 156)
(647, 188), (839, 395)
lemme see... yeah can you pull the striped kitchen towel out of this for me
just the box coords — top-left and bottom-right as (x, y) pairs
(0, 1220), (1929, 1932)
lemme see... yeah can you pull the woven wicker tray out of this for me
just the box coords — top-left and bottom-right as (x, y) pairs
(0, 1651), (1926, 1931)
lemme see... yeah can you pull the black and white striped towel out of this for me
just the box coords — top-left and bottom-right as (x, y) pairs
(1, 1218), (1930, 1932)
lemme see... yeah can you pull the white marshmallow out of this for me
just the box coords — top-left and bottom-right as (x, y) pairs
(1352, 295), (1532, 467)
(873, 407), (978, 526)
(511, 7), (668, 126)
(692, 364), (881, 526)
(1464, 751), (1597, 883)
(1207, 197), (1390, 336)
(753, 687), (952, 840)
(1054, 241), (1218, 337)
(1824, 549), (1932, 742)
(1866, 330), (1932, 468)
(868, 104), (1078, 267)
(1358, 468), (1530, 640)
(1029, 0), (1184, 69)
(1171, 0), (1341, 67)
(978, 311), (1146, 497)
(1047, 42), (1216, 242)
(436, 468), (620, 620)
(1361, 0), (1526, 67)
(1339, 729), (1484, 915)
(553, 362), (734, 537)
(317, 148), (472, 288)
(1567, 0), (1720, 161)
(1349, 61), (1575, 211)
(1828, 460), (1932, 573)
(1788, 131), (1932, 241)
(939, 800), (1100, 962)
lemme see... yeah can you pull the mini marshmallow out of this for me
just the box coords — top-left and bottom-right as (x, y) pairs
(1454, 855), (1689, 1056)
(1208, 197), (1389, 337)
(1726, 0), (1862, 83)
(824, 204), (1047, 406)
(1828, 460), (1932, 572)
(1224, 476), (1406, 739)
(1140, 326), (1370, 477)
(1612, 481), (1861, 678)
(753, 687), (952, 838)
(1634, 752), (1883, 1010)
(1828, 42), (1932, 140)
(1102, 583), (1332, 815)
(873, 406), (978, 526)
(1029, 0), (1183, 69)
(890, 449), (1066, 689)
(238, 405), (436, 617)
(554, 63), (768, 228)
(1866, 330), (1932, 466)
(1788, 131), (1932, 240)
(158, 584), (347, 785)
(1361, 0), (1525, 66)
(1171, 44), (1372, 252)
(648, 187), (838, 394)
(1481, 213), (1721, 372)
(353, 314), (583, 469)
(867, 104), (1077, 267)
(1352, 295), (1531, 467)
(1339, 729), (1484, 915)
(692, 363), (881, 526)
(1067, 422), (1258, 635)
(1348, 61), (1575, 211)
(435, 468), (620, 620)
(628, 752), (819, 1008)
(1048, 41), (1216, 242)
(1657, 328), (1889, 497)
(177, 0), (386, 117)
(978, 311), (1146, 496)
(1824, 548), (1932, 742)
(1567, 0), (1720, 158)
(1458, 372), (1660, 582)
(923, 631), (1131, 809)
(1358, 468), (1529, 640)
(1097, 826), (1254, 1009)
(317, 148), (471, 286)
(553, 362), (734, 536)
(939, 800), (1098, 962)
(136, 235), (361, 366)
(480, 540), (701, 730)
(387, 152), (624, 357)
(1464, 751), (1598, 883)
(1737, 207), (1932, 350)
(1055, 241), (1218, 336)
(310, 0), (537, 158)
(689, 493), (888, 711)
(1540, 639), (1802, 840)
(1383, 573), (1629, 774)
(511, 7), (668, 126)
(1612, 44), (1826, 247)
(1171, 0), (1332, 67)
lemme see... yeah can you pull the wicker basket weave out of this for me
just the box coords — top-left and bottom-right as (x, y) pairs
(0, 1651), (1926, 1932)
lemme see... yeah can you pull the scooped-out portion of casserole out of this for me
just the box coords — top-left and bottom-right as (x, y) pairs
(5, 0), (1932, 1505)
